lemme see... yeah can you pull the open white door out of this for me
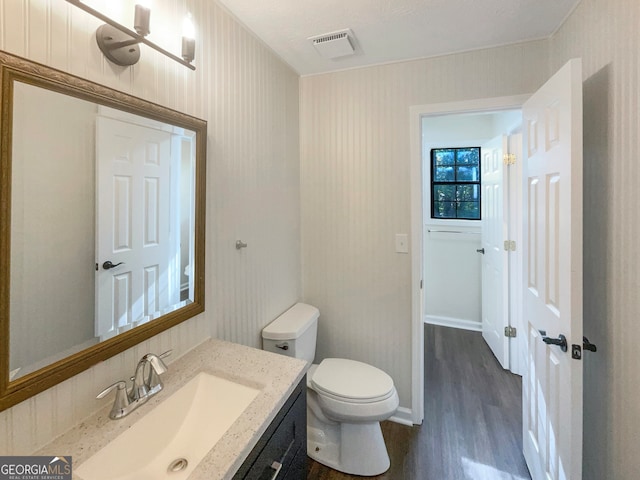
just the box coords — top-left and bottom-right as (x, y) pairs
(95, 117), (174, 340)
(480, 134), (509, 369)
(522, 59), (583, 480)
(507, 132), (525, 377)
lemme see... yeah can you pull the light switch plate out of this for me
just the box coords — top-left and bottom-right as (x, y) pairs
(395, 233), (409, 253)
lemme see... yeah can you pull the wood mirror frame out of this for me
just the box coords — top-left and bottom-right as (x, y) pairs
(0, 50), (206, 411)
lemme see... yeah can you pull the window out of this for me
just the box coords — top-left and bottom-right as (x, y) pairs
(431, 147), (481, 220)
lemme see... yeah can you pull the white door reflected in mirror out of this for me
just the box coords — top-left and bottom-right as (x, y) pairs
(9, 82), (196, 379)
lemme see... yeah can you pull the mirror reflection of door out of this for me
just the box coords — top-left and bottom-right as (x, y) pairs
(96, 117), (177, 340)
(5, 64), (202, 390)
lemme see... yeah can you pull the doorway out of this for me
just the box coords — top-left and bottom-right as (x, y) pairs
(408, 95), (530, 426)
(410, 60), (584, 480)
(422, 109), (520, 342)
(421, 110), (525, 376)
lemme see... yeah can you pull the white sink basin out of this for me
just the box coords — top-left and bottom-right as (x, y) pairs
(76, 372), (260, 480)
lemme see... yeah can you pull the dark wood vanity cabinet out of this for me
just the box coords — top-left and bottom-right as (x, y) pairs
(233, 376), (307, 480)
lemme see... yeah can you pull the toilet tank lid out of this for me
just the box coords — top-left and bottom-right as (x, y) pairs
(262, 303), (319, 340)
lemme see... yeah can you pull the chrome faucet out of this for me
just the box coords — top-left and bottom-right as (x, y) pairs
(130, 352), (170, 401)
(97, 350), (172, 420)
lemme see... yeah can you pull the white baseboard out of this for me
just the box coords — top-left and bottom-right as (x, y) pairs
(389, 407), (415, 426)
(424, 314), (481, 332)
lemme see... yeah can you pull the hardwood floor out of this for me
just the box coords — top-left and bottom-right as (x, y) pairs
(306, 324), (531, 479)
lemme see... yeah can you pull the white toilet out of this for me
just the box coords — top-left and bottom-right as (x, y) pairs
(262, 303), (399, 476)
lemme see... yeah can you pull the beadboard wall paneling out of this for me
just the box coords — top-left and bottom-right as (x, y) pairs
(549, 0), (640, 478)
(299, 41), (550, 408)
(0, 0), (300, 454)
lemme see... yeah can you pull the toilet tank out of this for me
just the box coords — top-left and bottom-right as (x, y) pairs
(262, 303), (319, 364)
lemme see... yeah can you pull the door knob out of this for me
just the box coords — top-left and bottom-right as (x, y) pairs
(476, 248), (485, 254)
(102, 261), (124, 270)
(541, 332), (568, 352)
(583, 336), (597, 352)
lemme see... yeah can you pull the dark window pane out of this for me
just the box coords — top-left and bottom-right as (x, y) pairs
(456, 165), (479, 182)
(433, 201), (456, 218)
(456, 148), (480, 165)
(457, 184), (479, 202)
(434, 166), (455, 182)
(433, 149), (455, 165)
(457, 202), (480, 219)
(430, 147), (481, 220)
(433, 185), (456, 203)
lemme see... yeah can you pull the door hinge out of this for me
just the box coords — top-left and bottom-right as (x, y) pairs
(503, 240), (516, 251)
(503, 153), (517, 165)
(504, 326), (517, 338)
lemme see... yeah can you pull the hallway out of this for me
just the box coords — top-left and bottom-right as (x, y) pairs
(307, 324), (530, 479)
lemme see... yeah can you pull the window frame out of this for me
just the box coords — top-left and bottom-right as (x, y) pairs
(430, 146), (482, 221)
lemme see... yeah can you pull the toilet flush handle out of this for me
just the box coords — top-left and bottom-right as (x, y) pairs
(275, 342), (289, 351)
(268, 461), (283, 479)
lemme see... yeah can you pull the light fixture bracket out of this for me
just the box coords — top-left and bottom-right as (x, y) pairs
(96, 24), (141, 67)
(65, 0), (195, 70)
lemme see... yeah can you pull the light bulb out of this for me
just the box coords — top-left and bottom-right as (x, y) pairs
(134, 1), (152, 36)
(181, 13), (196, 63)
(182, 14), (195, 40)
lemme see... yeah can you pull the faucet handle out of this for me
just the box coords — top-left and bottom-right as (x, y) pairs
(97, 381), (131, 420)
(143, 352), (169, 374)
(97, 380), (127, 399)
(158, 350), (172, 361)
(145, 351), (171, 395)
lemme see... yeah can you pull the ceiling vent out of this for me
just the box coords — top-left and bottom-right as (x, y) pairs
(308, 29), (356, 59)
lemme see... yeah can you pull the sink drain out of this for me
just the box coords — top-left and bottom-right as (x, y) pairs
(167, 458), (189, 473)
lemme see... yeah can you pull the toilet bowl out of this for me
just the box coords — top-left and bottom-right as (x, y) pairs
(306, 359), (399, 475)
(262, 303), (398, 476)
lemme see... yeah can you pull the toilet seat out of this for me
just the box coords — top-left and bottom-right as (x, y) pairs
(311, 358), (395, 403)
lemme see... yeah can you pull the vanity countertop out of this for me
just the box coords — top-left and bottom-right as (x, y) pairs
(35, 338), (308, 480)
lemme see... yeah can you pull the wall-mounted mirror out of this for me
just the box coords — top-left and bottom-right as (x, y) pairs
(0, 51), (206, 410)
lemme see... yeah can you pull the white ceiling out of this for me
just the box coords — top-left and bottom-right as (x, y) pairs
(216, 0), (581, 76)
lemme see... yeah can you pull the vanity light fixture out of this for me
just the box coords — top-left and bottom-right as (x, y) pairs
(65, 0), (196, 70)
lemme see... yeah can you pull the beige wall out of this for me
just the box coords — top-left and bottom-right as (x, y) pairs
(300, 40), (550, 408)
(0, 0), (300, 454)
(550, 0), (640, 478)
